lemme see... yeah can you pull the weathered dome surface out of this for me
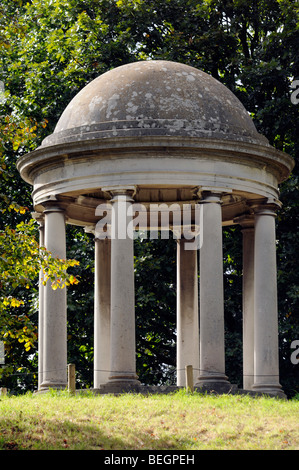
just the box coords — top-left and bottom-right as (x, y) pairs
(42, 60), (267, 147)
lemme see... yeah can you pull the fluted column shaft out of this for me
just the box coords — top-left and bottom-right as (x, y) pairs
(32, 212), (45, 390)
(241, 219), (255, 390)
(40, 205), (67, 390)
(252, 203), (285, 397)
(108, 190), (139, 385)
(94, 237), (111, 388)
(195, 192), (230, 389)
(176, 237), (199, 386)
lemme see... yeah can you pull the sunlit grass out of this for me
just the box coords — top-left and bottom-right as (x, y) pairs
(0, 390), (298, 450)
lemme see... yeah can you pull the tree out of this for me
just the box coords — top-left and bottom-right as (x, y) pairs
(0, 77), (79, 392)
(0, 215), (79, 389)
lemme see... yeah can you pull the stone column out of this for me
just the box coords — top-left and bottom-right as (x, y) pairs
(32, 212), (45, 390)
(40, 205), (67, 391)
(106, 188), (139, 387)
(239, 216), (255, 390)
(252, 201), (285, 397)
(195, 191), (230, 391)
(94, 236), (111, 388)
(176, 236), (200, 386)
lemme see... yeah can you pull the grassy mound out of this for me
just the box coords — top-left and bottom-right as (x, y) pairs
(0, 390), (298, 450)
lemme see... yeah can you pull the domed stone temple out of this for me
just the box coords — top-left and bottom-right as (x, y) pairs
(17, 60), (294, 397)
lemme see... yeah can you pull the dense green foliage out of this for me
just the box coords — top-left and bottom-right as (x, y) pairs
(0, 0), (298, 396)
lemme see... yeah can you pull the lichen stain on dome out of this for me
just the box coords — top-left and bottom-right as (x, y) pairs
(41, 60), (267, 147)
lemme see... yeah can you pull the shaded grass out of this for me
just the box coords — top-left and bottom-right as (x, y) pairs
(0, 390), (298, 450)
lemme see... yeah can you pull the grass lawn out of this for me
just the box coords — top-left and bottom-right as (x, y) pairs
(0, 390), (298, 450)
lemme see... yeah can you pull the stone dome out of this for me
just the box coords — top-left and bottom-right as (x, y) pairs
(17, 59), (294, 221)
(42, 60), (267, 147)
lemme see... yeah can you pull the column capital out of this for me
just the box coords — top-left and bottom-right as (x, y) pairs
(31, 211), (45, 226)
(38, 194), (66, 211)
(234, 214), (255, 230)
(85, 225), (109, 242)
(43, 204), (65, 213)
(197, 186), (232, 202)
(101, 185), (137, 200)
(42, 202), (69, 225)
(249, 197), (282, 216)
(198, 189), (231, 205)
(84, 225), (95, 236)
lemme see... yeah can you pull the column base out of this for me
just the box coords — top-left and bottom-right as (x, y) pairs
(109, 373), (140, 384)
(252, 383), (287, 399)
(195, 374), (233, 393)
(100, 375), (141, 394)
(39, 380), (68, 392)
